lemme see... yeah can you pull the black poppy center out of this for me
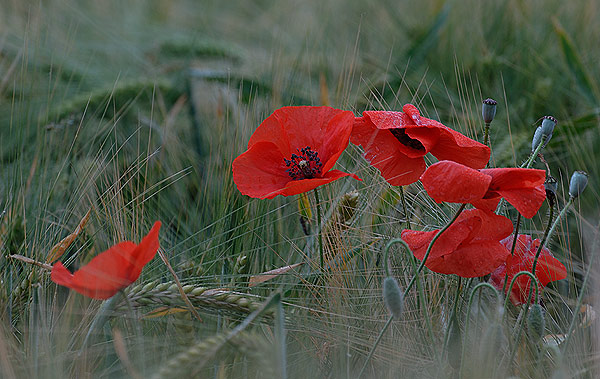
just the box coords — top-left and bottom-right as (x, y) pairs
(389, 128), (425, 151)
(284, 146), (323, 180)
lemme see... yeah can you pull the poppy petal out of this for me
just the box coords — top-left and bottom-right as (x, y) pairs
(129, 221), (161, 279)
(247, 112), (291, 156)
(275, 170), (360, 197)
(480, 168), (546, 217)
(68, 241), (137, 299)
(466, 209), (514, 243)
(427, 126), (491, 169)
(232, 141), (291, 199)
(264, 106), (354, 169)
(420, 161), (491, 204)
(351, 118), (425, 186)
(361, 112), (434, 158)
(497, 185), (546, 218)
(401, 216), (476, 261)
(425, 241), (511, 277)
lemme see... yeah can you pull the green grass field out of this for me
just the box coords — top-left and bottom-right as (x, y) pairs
(1, 1), (598, 377)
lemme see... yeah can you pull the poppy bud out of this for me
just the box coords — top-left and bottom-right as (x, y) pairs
(482, 98), (497, 124)
(569, 171), (588, 198)
(383, 277), (404, 318)
(544, 176), (558, 207)
(527, 304), (546, 342)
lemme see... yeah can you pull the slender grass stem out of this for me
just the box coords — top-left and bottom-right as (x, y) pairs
(399, 186), (412, 229)
(313, 188), (324, 270)
(502, 213), (522, 295)
(562, 223), (599, 352)
(459, 283), (501, 378)
(442, 276), (462, 356)
(358, 204), (467, 378)
(503, 271), (540, 369)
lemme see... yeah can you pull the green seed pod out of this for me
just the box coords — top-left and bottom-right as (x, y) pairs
(540, 116), (557, 136)
(569, 171), (588, 198)
(544, 176), (558, 207)
(531, 116), (557, 152)
(482, 98), (497, 124)
(527, 304), (546, 341)
(383, 277), (404, 318)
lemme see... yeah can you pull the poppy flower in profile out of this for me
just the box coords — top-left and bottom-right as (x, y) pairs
(51, 221), (161, 300)
(400, 209), (513, 277)
(232, 106), (361, 199)
(420, 160), (546, 218)
(490, 234), (567, 305)
(350, 104), (490, 186)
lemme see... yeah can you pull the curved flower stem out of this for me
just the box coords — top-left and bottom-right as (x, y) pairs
(358, 204), (467, 378)
(459, 283), (501, 377)
(400, 186), (412, 229)
(503, 271), (540, 312)
(483, 122), (491, 147)
(313, 188), (324, 270)
(531, 201), (556, 276)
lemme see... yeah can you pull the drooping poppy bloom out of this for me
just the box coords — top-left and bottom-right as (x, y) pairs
(51, 221), (161, 300)
(490, 234), (567, 305)
(400, 209), (513, 277)
(350, 104), (490, 186)
(420, 160), (546, 218)
(232, 106), (361, 199)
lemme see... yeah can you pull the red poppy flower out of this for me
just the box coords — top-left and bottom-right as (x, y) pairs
(400, 209), (513, 277)
(420, 160), (546, 218)
(490, 234), (567, 305)
(350, 104), (490, 186)
(232, 106), (361, 199)
(51, 221), (161, 300)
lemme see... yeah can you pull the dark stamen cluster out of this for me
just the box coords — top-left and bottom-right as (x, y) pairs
(389, 128), (425, 151)
(284, 146), (323, 180)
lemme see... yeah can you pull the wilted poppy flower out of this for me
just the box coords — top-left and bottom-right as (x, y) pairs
(232, 106), (360, 199)
(350, 104), (490, 186)
(401, 209), (513, 277)
(51, 221), (161, 300)
(420, 160), (546, 218)
(490, 234), (567, 305)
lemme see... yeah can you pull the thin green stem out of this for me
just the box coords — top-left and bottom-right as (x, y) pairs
(459, 283), (501, 378)
(313, 188), (324, 270)
(531, 202), (555, 276)
(358, 204), (467, 378)
(483, 122), (490, 147)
